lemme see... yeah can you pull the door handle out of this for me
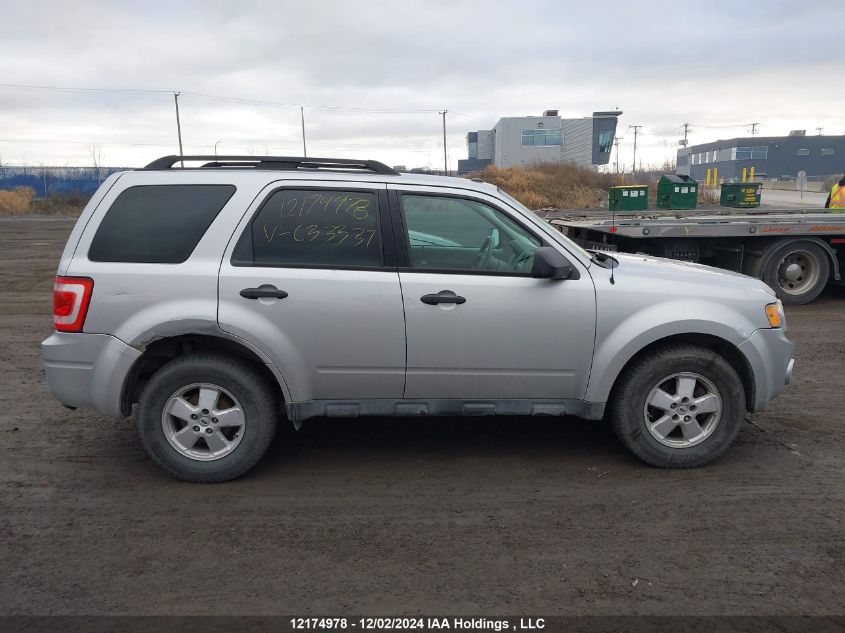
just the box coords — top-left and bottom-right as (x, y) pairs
(420, 290), (466, 305)
(240, 286), (288, 300)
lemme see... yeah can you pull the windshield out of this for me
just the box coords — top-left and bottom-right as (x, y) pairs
(495, 187), (592, 261)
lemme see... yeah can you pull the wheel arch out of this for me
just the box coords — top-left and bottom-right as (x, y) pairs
(601, 333), (756, 414)
(120, 332), (290, 416)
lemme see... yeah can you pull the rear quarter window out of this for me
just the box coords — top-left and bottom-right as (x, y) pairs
(88, 184), (236, 263)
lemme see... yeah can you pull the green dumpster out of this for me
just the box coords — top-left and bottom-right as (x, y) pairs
(720, 182), (761, 208)
(656, 174), (698, 210)
(608, 185), (648, 212)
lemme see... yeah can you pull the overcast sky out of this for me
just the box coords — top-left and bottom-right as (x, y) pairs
(0, 0), (842, 170)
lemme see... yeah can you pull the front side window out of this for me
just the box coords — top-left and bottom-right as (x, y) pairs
(821, 147), (835, 156)
(89, 184), (235, 263)
(400, 194), (541, 274)
(796, 148), (810, 156)
(234, 189), (382, 268)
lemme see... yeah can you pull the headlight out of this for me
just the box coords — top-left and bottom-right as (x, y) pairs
(765, 301), (785, 329)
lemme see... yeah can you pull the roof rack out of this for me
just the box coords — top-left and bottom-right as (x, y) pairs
(143, 155), (400, 175)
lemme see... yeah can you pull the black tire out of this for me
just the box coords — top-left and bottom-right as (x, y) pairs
(609, 345), (746, 468)
(136, 353), (278, 482)
(750, 240), (830, 305)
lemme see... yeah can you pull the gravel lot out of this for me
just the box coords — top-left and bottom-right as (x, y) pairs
(1, 217), (843, 616)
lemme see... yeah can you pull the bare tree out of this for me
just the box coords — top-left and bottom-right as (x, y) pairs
(90, 144), (105, 185)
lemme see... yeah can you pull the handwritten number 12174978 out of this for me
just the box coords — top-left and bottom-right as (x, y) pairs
(261, 194), (377, 249)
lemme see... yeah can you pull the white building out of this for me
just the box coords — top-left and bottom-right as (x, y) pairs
(459, 109), (622, 173)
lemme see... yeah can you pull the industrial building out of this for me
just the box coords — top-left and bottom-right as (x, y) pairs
(676, 132), (845, 182)
(458, 109), (622, 174)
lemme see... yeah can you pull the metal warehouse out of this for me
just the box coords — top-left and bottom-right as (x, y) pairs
(676, 133), (845, 182)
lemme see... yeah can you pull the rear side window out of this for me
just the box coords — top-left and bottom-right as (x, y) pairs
(233, 189), (383, 268)
(88, 185), (236, 263)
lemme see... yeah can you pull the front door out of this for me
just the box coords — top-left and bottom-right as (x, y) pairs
(391, 185), (596, 400)
(218, 181), (406, 402)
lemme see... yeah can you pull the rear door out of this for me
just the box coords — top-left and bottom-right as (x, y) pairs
(218, 181), (406, 402)
(389, 184), (597, 400)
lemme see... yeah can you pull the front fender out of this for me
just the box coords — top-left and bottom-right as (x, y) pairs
(585, 299), (759, 404)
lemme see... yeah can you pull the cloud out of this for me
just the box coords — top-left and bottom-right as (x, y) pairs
(0, 0), (843, 168)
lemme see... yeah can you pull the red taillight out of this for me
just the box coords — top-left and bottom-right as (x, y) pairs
(53, 276), (94, 332)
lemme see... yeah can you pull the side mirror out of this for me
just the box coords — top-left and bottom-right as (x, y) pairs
(531, 246), (574, 280)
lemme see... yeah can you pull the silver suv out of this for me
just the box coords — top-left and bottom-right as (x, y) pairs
(42, 155), (794, 482)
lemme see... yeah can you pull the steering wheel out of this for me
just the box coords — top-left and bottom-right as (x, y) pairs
(473, 235), (493, 270)
(510, 246), (533, 272)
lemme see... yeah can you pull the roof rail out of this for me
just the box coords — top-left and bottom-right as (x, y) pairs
(143, 155), (400, 175)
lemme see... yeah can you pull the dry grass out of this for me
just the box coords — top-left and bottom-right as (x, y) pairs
(472, 162), (615, 209)
(0, 188), (89, 216)
(473, 161), (724, 211)
(0, 187), (35, 215)
(30, 193), (90, 216)
(697, 186), (721, 206)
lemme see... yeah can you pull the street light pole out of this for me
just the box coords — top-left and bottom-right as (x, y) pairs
(300, 107), (307, 157)
(214, 140), (222, 156)
(440, 110), (448, 174)
(629, 125), (642, 174)
(173, 92), (184, 167)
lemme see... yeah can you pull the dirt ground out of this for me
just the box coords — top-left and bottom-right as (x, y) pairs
(0, 216), (843, 616)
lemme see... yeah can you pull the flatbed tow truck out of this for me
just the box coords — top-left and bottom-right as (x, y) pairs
(544, 207), (844, 305)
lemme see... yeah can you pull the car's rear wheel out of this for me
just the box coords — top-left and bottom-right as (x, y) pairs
(137, 353), (278, 482)
(609, 345), (746, 468)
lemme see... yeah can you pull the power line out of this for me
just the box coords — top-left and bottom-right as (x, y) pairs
(448, 111), (495, 126)
(0, 82), (171, 95)
(0, 82), (442, 114)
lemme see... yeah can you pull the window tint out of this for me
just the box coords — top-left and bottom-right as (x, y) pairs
(89, 185), (235, 263)
(237, 189), (382, 268)
(400, 194), (541, 273)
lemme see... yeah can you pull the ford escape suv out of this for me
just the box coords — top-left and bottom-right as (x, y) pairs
(42, 155), (794, 482)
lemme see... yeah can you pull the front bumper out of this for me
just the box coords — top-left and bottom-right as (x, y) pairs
(42, 332), (141, 417)
(738, 327), (795, 412)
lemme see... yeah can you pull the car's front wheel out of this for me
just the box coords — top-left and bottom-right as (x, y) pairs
(609, 345), (746, 468)
(136, 353), (278, 482)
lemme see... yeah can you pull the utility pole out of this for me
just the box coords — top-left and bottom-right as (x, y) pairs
(750, 122), (759, 137)
(629, 125), (642, 173)
(816, 127), (824, 136)
(613, 136), (623, 174)
(440, 110), (448, 174)
(681, 122), (690, 147)
(300, 107), (307, 157)
(173, 92), (184, 167)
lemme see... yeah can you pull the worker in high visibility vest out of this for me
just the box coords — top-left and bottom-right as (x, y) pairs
(826, 172), (845, 211)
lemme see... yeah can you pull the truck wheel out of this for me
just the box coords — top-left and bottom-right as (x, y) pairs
(136, 353), (278, 482)
(753, 240), (829, 305)
(609, 345), (746, 468)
